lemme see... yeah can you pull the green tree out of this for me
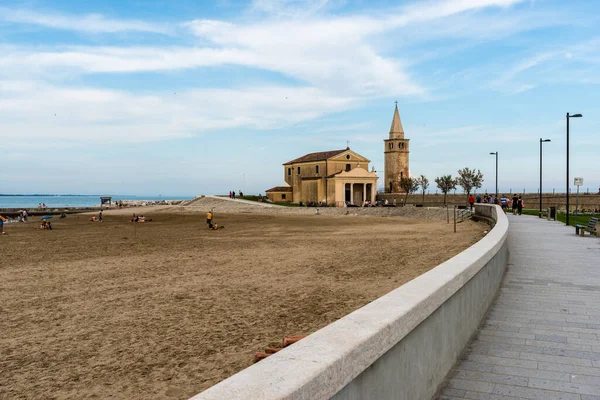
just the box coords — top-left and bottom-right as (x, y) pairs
(418, 174), (429, 203)
(435, 175), (457, 206)
(457, 167), (484, 198)
(400, 177), (420, 206)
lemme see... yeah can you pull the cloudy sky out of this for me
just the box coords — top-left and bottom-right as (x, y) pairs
(1, 0), (598, 196)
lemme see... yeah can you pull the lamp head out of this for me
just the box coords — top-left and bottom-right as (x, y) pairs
(490, 152), (497, 155)
(570, 113), (583, 118)
(541, 139), (551, 142)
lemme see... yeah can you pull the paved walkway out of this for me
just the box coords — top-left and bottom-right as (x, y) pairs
(440, 215), (600, 400)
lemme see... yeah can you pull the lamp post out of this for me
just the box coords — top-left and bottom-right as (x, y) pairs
(566, 113), (582, 226)
(490, 152), (498, 198)
(539, 139), (551, 217)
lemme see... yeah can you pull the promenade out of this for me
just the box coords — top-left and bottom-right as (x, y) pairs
(440, 215), (600, 400)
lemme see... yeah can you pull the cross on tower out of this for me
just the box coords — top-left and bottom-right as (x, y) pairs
(346, 140), (350, 148)
(394, 100), (398, 105)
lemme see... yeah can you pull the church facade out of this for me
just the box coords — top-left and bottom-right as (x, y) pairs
(384, 104), (410, 193)
(266, 148), (378, 206)
(266, 105), (409, 205)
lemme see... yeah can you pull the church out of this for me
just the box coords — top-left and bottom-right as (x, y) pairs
(266, 104), (410, 206)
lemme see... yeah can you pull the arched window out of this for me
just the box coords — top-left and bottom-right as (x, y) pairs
(315, 165), (319, 174)
(297, 167), (301, 175)
(345, 164), (351, 171)
(389, 182), (392, 192)
(287, 168), (291, 176)
(389, 142), (393, 149)
(400, 172), (404, 179)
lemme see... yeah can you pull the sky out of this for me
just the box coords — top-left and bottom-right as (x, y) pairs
(0, 0), (599, 196)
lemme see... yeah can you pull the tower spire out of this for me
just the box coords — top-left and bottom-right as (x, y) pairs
(389, 103), (404, 139)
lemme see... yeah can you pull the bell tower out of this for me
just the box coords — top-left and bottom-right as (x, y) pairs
(384, 103), (410, 193)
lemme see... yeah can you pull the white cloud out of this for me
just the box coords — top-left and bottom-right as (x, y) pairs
(0, 7), (171, 34)
(0, 81), (356, 145)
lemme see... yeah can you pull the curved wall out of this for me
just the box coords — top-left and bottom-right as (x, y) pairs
(192, 204), (508, 400)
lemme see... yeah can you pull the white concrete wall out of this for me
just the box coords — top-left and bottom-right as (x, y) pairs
(191, 204), (508, 400)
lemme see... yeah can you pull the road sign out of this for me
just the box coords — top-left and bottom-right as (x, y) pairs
(574, 177), (583, 186)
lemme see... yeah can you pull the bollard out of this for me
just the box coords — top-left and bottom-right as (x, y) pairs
(453, 206), (457, 233)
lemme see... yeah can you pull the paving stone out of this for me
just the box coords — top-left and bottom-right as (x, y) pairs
(528, 377), (600, 396)
(453, 370), (528, 387)
(494, 383), (581, 400)
(442, 388), (467, 397)
(466, 354), (537, 369)
(492, 365), (570, 382)
(447, 378), (494, 393)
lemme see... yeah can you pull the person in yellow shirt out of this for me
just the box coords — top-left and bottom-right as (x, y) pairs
(206, 210), (213, 229)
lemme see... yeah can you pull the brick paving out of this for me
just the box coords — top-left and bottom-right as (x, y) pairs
(439, 215), (600, 400)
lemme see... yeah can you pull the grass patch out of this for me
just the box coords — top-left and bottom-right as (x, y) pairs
(516, 208), (599, 227)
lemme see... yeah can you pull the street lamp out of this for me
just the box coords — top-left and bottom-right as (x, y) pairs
(490, 152), (498, 198)
(566, 113), (582, 226)
(539, 139), (551, 217)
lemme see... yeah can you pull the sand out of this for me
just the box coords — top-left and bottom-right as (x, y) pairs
(0, 208), (486, 399)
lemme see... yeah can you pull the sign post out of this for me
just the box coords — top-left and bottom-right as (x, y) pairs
(574, 177), (583, 214)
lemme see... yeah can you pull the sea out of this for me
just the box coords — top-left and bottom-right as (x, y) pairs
(0, 195), (190, 209)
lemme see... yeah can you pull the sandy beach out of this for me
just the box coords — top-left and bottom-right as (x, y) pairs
(1, 199), (486, 399)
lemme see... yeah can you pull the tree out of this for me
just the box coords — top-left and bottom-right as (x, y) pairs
(435, 175), (457, 206)
(400, 177), (420, 206)
(418, 175), (429, 203)
(456, 167), (484, 198)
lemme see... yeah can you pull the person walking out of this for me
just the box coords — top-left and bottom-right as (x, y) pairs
(468, 194), (475, 211)
(99, 210), (103, 222)
(232, 191), (236, 200)
(512, 194), (519, 215)
(206, 210), (213, 229)
(517, 196), (523, 215)
(500, 194), (508, 212)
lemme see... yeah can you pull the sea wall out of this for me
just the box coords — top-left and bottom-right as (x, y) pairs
(192, 204), (508, 400)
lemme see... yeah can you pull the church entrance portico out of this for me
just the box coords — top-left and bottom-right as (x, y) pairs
(331, 168), (378, 206)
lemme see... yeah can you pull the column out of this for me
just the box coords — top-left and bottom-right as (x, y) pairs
(350, 183), (354, 204)
(371, 183), (376, 202)
(363, 183), (367, 204)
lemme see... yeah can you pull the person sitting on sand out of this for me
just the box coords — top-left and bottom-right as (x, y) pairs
(90, 216), (97, 222)
(47, 222), (52, 230)
(130, 213), (138, 223)
(0, 215), (5, 235)
(40, 220), (47, 230)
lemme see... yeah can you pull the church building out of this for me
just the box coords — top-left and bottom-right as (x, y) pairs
(266, 148), (378, 206)
(384, 104), (410, 193)
(266, 104), (409, 205)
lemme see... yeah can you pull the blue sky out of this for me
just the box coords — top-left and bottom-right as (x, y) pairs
(0, 0), (598, 196)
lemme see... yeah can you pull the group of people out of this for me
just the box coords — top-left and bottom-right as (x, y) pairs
(37, 203), (47, 209)
(40, 220), (53, 230)
(90, 210), (103, 222)
(228, 190), (244, 199)
(468, 193), (525, 215)
(206, 210), (223, 230)
(130, 213), (151, 223)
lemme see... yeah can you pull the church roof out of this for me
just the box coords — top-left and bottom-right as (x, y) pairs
(265, 186), (293, 192)
(389, 104), (404, 138)
(283, 149), (348, 165)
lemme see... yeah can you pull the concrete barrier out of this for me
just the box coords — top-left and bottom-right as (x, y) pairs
(192, 204), (508, 400)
